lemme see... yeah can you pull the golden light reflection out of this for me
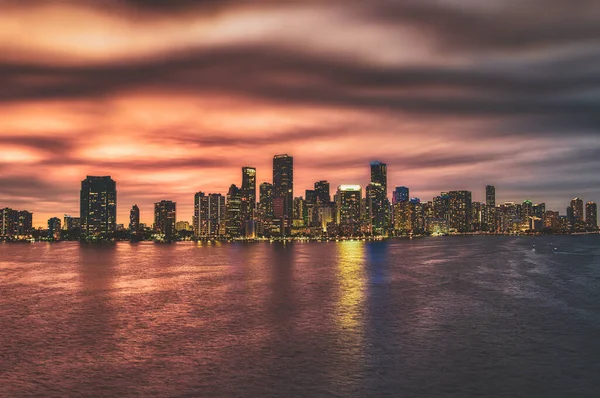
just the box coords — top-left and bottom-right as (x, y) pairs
(335, 241), (366, 331)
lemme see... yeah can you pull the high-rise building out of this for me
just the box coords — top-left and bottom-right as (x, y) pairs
(17, 210), (33, 235)
(48, 217), (61, 240)
(448, 190), (472, 233)
(314, 181), (330, 205)
(129, 205), (140, 234)
(486, 185), (496, 207)
(240, 167), (257, 224)
(176, 221), (191, 232)
(80, 176), (117, 238)
(273, 154), (293, 234)
(293, 197), (304, 222)
(586, 202), (598, 229)
(194, 192), (226, 237)
(522, 200), (534, 219)
(570, 197), (584, 222)
(259, 182), (274, 219)
(433, 193), (450, 220)
(226, 184), (242, 237)
(393, 186), (409, 204)
(370, 161), (387, 193)
(366, 182), (386, 235)
(1, 208), (18, 236)
(154, 200), (176, 240)
(63, 215), (81, 231)
(336, 185), (362, 236)
(544, 210), (560, 231)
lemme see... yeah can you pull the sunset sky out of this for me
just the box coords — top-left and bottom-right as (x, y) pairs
(1, 0), (599, 226)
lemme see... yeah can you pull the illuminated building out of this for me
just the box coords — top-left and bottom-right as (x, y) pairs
(80, 176), (117, 239)
(533, 203), (546, 222)
(486, 185), (496, 207)
(521, 200), (534, 219)
(570, 197), (584, 222)
(17, 211), (33, 235)
(273, 154), (293, 235)
(314, 181), (330, 205)
(1, 208), (18, 236)
(176, 221), (191, 231)
(433, 193), (450, 220)
(240, 167), (256, 225)
(154, 200), (176, 240)
(393, 186), (409, 204)
(448, 190), (472, 233)
(259, 182), (273, 218)
(393, 201), (412, 232)
(293, 197), (304, 225)
(129, 205), (140, 234)
(194, 192), (226, 238)
(336, 185), (362, 236)
(586, 202), (598, 230)
(544, 210), (560, 231)
(48, 217), (61, 240)
(226, 185), (242, 237)
(370, 161), (387, 192)
(366, 182), (386, 235)
(63, 215), (80, 231)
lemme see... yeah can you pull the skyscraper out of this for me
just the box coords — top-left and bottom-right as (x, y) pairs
(226, 184), (242, 237)
(448, 190), (472, 233)
(259, 182), (274, 219)
(370, 161), (387, 193)
(570, 197), (584, 222)
(314, 180), (330, 205)
(486, 185), (496, 207)
(48, 217), (61, 240)
(154, 200), (176, 240)
(273, 154), (293, 234)
(240, 167), (257, 224)
(336, 185), (362, 236)
(393, 187), (409, 204)
(17, 210), (33, 235)
(366, 182), (386, 235)
(194, 192), (226, 237)
(80, 176), (117, 239)
(129, 205), (140, 235)
(1, 208), (18, 237)
(586, 202), (597, 229)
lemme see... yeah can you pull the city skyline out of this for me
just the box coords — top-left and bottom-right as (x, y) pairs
(1, 154), (599, 230)
(1, 1), (599, 227)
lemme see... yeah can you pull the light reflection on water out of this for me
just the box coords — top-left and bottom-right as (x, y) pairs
(1, 236), (600, 397)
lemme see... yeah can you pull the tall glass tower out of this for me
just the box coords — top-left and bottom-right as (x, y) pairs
(80, 176), (117, 239)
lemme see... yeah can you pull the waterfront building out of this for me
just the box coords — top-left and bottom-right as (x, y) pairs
(226, 185), (242, 237)
(392, 186), (409, 205)
(240, 167), (257, 227)
(273, 154), (293, 235)
(129, 205), (140, 234)
(486, 185), (496, 207)
(370, 161), (387, 193)
(80, 176), (117, 239)
(586, 202), (598, 230)
(366, 182), (387, 235)
(448, 190), (472, 233)
(48, 217), (61, 240)
(314, 181), (330, 205)
(154, 200), (176, 240)
(336, 185), (362, 236)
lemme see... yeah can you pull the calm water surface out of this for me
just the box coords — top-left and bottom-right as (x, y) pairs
(1, 236), (600, 397)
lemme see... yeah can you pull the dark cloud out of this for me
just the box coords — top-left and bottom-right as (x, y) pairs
(0, 135), (78, 153)
(362, 0), (600, 53)
(0, 44), (598, 137)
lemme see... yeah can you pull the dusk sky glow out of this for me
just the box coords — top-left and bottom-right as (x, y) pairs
(1, 0), (599, 226)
